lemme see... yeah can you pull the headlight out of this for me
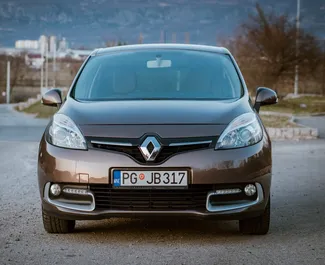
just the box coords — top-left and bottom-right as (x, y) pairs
(215, 113), (262, 150)
(47, 114), (87, 150)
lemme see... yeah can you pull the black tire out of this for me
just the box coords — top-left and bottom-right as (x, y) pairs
(42, 208), (75, 234)
(239, 197), (270, 235)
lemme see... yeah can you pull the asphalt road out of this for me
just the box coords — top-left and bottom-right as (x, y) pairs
(0, 105), (48, 142)
(1, 105), (325, 265)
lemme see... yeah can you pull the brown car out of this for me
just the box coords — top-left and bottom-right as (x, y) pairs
(38, 44), (277, 235)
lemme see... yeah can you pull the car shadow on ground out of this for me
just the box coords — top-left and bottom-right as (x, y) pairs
(71, 217), (253, 244)
(57, 194), (325, 245)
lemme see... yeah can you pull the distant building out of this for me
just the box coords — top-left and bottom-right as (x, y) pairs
(0, 47), (23, 56)
(39, 35), (48, 54)
(49, 36), (57, 53)
(25, 53), (44, 69)
(61, 49), (92, 60)
(0, 35), (91, 62)
(58, 37), (68, 52)
(15, 40), (39, 50)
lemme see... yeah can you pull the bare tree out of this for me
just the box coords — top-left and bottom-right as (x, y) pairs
(0, 54), (28, 101)
(104, 40), (127, 47)
(0, 55), (6, 82)
(0, 56), (6, 103)
(226, 4), (322, 94)
(105, 40), (117, 47)
(138, 33), (144, 44)
(9, 54), (27, 98)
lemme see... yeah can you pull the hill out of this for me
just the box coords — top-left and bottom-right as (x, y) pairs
(0, 0), (323, 48)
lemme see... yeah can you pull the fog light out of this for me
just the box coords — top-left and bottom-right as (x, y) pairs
(63, 188), (88, 195)
(50, 184), (61, 196)
(244, 184), (256, 196)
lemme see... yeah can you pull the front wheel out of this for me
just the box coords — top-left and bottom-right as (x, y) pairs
(42, 208), (75, 234)
(239, 197), (270, 235)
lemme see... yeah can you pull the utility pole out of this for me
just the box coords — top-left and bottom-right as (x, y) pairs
(172, 33), (177, 43)
(45, 41), (48, 89)
(40, 42), (44, 93)
(6, 61), (10, 104)
(322, 39), (325, 95)
(160, 30), (166, 43)
(294, 0), (300, 96)
(138, 32), (143, 44)
(185, 32), (190, 44)
(160, 30), (164, 43)
(53, 41), (56, 87)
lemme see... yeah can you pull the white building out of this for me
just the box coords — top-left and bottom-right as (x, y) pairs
(15, 40), (39, 50)
(39, 35), (48, 54)
(49, 36), (57, 53)
(58, 37), (68, 52)
(25, 53), (44, 69)
(0, 47), (23, 56)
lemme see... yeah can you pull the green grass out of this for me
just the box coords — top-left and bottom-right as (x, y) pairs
(262, 96), (325, 115)
(260, 115), (300, 128)
(19, 101), (57, 118)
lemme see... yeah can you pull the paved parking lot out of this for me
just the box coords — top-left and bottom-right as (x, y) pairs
(0, 105), (325, 265)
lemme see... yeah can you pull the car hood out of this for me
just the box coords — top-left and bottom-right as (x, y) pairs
(60, 97), (252, 126)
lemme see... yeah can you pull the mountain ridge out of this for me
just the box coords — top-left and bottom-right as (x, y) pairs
(0, 0), (323, 48)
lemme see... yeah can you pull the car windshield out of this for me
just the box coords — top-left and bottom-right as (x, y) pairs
(71, 49), (243, 101)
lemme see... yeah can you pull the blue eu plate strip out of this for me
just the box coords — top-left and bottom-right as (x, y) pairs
(113, 170), (121, 187)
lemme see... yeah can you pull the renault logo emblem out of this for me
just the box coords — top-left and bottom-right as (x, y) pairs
(139, 136), (161, 161)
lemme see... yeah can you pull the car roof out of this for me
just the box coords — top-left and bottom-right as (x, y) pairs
(92, 44), (230, 56)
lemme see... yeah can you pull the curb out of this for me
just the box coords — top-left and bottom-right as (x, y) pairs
(310, 112), (325, 117)
(10, 104), (39, 119)
(260, 111), (292, 117)
(266, 127), (318, 140)
(262, 112), (319, 140)
(16, 94), (42, 111)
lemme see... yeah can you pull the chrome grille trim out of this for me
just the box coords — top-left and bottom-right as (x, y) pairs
(91, 140), (133, 147)
(169, 140), (212, 147)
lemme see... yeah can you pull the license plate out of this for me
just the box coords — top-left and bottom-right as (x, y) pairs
(112, 170), (188, 188)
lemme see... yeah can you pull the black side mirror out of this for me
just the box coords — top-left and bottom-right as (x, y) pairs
(41, 88), (62, 108)
(254, 87), (278, 113)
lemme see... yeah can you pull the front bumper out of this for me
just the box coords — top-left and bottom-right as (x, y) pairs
(42, 177), (269, 220)
(38, 134), (272, 220)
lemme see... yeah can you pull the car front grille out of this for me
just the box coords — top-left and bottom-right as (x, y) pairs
(90, 143), (211, 164)
(88, 136), (214, 164)
(90, 184), (213, 211)
(89, 184), (258, 212)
